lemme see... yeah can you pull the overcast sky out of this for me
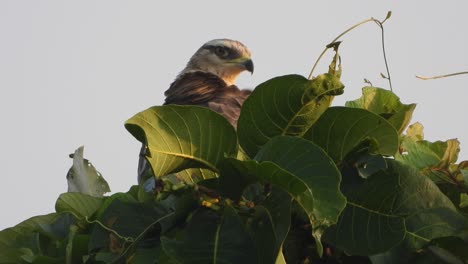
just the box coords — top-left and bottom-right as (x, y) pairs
(1, 1), (467, 230)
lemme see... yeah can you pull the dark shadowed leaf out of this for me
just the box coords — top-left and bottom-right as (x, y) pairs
(305, 107), (399, 163)
(429, 236), (468, 262)
(89, 192), (176, 259)
(161, 207), (257, 264)
(238, 74), (344, 157)
(125, 105), (238, 180)
(324, 160), (461, 256)
(345, 87), (416, 134)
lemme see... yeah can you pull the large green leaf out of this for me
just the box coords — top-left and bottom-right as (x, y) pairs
(324, 160), (462, 256)
(125, 105), (238, 178)
(219, 136), (346, 255)
(238, 74), (344, 158)
(55, 192), (104, 219)
(346, 87), (416, 134)
(161, 207), (257, 264)
(305, 107), (399, 163)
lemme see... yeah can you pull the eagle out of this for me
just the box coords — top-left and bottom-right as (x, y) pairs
(138, 39), (254, 184)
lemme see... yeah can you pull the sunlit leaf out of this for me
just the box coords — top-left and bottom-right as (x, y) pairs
(125, 105), (238, 181)
(345, 87), (416, 134)
(397, 123), (461, 183)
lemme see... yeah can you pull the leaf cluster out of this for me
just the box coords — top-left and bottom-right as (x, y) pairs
(1, 49), (467, 264)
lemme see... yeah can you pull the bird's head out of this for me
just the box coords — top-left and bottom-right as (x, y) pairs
(182, 39), (254, 85)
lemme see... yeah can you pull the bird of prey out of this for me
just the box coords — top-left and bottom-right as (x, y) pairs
(138, 39), (254, 184)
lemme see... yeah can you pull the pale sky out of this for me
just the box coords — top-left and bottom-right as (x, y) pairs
(1, 1), (467, 230)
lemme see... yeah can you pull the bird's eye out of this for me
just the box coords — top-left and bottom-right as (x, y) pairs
(214, 46), (229, 58)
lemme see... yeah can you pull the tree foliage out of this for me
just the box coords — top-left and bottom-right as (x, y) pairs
(1, 32), (468, 264)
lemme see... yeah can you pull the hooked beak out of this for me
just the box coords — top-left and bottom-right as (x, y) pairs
(243, 59), (254, 74)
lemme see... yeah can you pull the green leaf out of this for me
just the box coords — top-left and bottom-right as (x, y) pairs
(254, 136), (346, 231)
(66, 146), (110, 197)
(125, 105), (238, 181)
(220, 136), (346, 255)
(345, 87), (416, 134)
(460, 193), (468, 208)
(55, 192), (104, 219)
(161, 207), (257, 264)
(305, 107), (399, 163)
(238, 74), (344, 157)
(175, 168), (218, 184)
(324, 160), (460, 256)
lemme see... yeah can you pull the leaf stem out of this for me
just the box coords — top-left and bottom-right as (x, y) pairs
(416, 71), (468, 80)
(376, 19), (393, 91)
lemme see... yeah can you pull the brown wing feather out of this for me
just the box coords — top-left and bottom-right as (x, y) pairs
(164, 71), (251, 128)
(164, 72), (225, 106)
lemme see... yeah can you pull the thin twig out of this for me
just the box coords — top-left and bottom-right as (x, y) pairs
(375, 19), (393, 91)
(85, 216), (134, 243)
(308, 17), (374, 79)
(416, 71), (468, 80)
